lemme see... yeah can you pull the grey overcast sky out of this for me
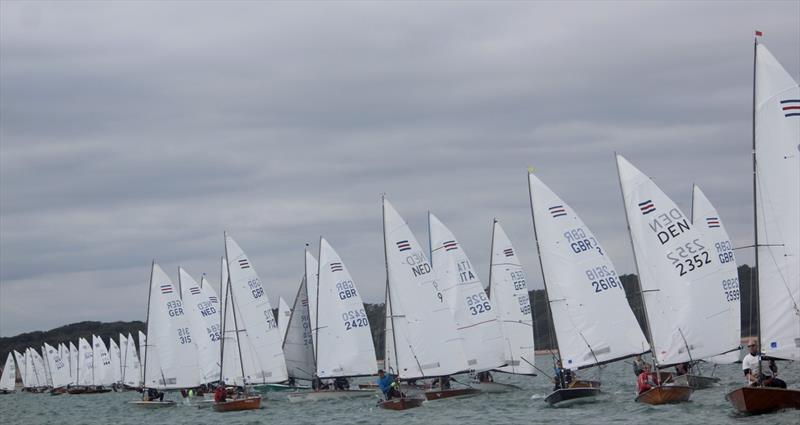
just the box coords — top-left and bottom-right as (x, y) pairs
(1, 1), (798, 336)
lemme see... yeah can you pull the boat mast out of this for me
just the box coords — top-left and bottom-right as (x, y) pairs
(305, 244), (318, 369)
(526, 170), (562, 367)
(614, 156), (659, 370)
(142, 260), (154, 396)
(314, 238), (323, 378)
(222, 233), (248, 388)
(381, 194), (401, 377)
(217, 257), (225, 386)
(751, 32), (761, 351)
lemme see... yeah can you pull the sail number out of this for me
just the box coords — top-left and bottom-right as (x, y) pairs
(166, 300), (185, 317)
(342, 308), (369, 330)
(466, 292), (492, 316)
(248, 278), (264, 299)
(715, 241), (735, 264)
(585, 266), (622, 293)
(722, 277), (740, 302)
(564, 227), (603, 255)
(518, 295), (531, 315)
(262, 309), (278, 330)
(336, 280), (358, 300)
(177, 327), (192, 344)
(510, 270), (527, 291)
(666, 239), (711, 276)
(206, 324), (221, 342)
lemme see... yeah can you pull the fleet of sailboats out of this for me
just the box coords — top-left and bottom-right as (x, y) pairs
(0, 33), (796, 418)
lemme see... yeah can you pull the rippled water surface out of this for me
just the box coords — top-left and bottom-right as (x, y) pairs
(2, 355), (798, 424)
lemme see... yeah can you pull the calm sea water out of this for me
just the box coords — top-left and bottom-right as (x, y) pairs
(1, 355), (798, 424)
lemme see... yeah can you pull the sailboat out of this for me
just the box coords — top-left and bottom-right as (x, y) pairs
(487, 220), (537, 387)
(43, 342), (70, 394)
(529, 172), (650, 406)
(427, 213), (503, 398)
(121, 332), (140, 389)
(131, 262), (200, 407)
(379, 196), (470, 410)
(214, 234), (287, 412)
(93, 335), (116, 389)
(676, 184), (741, 389)
(13, 351), (28, 391)
(616, 154), (740, 405)
(109, 338), (123, 389)
(278, 252), (317, 394)
(286, 238), (378, 402)
(69, 342), (78, 387)
(0, 353), (17, 394)
(725, 35), (800, 415)
(179, 268), (221, 386)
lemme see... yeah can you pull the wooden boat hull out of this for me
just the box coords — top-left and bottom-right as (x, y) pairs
(212, 396), (262, 412)
(672, 374), (720, 389)
(545, 387), (601, 407)
(726, 386), (800, 414)
(424, 388), (481, 401)
(378, 396), (425, 410)
(66, 387), (112, 394)
(635, 385), (693, 405)
(128, 400), (177, 408)
(286, 389), (376, 403)
(360, 382), (431, 391)
(469, 382), (521, 393)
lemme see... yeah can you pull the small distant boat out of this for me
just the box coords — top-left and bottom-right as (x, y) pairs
(635, 386), (693, 405)
(378, 396), (425, 410)
(0, 353), (17, 394)
(212, 395), (262, 412)
(723, 35), (800, 416)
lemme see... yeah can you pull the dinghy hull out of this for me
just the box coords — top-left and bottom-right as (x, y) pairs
(469, 382), (521, 393)
(635, 385), (692, 405)
(378, 396), (425, 410)
(212, 396), (262, 412)
(726, 387), (800, 414)
(424, 388), (481, 401)
(286, 389), (376, 403)
(545, 387), (601, 406)
(672, 374), (720, 389)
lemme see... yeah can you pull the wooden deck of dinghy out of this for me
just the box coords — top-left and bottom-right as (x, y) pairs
(726, 386), (800, 414)
(424, 388), (481, 401)
(635, 385), (692, 405)
(212, 396), (262, 412)
(378, 396), (425, 410)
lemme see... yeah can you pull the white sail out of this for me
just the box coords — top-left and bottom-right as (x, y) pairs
(69, 342), (78, 385)
(77, 338), (93, 386)
(138, 331), (147, 386)
(43, 343), (70, 388)
(219, 256), (260, 386)
(109, 338), (123, 384)
(179, 268), (221, 384)
(144, 263), (201, 389)
(489, 220), (537, 375)
(119, 334), (128, 385)
(530, 173), (649, 369)
(121, 332), (140, 387)
(41, 346), (53, 387)
(92, 335), (114, 386)
(0, 353), (16, 391)
(305, 250), (320, 351)
(616, 155), (740, 366)
(278, 297), (291, 346)
(13, 350), (27, 388)
(755, 44), (800, 361)
(429, 213), (505, 371)
(315, 238), (378, 378)
(29, 348), (46, 387)
(283, 275), (316, 381)
(224, 235), (289, 383)
(691, 184), (742, 359)
(382, 197), (468, 379)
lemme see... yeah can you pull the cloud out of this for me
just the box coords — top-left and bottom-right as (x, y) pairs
(1, 0), (798, 336)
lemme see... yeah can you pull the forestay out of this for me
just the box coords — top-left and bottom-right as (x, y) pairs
(530, 173), (649, 369)
(429, 213), (505, 372)
(180, 268), (221, 384)
(382, 197), (468, 379)
(283, 275), (316, 381)
(278, 297), (291, 346)
(755, 44), (800, 361)
(616, 155), (739, 366)
(144, 263), (200, 390)
(315, 238), (377, 378)
(224, 235), (288, 383)
(489, 220), (536, 375)
(0, 354), (16, 391)
(692, 185), (742, 359)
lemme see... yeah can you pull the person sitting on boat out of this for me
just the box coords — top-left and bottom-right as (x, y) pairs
(214, 385), (227, 403)
(333, 377), (350, 390)
(146, 387), (164, 402)
(674, 362), (690, 376)
(637, 364), (656, 395)
(632, 355), (645, 377)
(377, 369), (402, 400)
(553, 361), (573, 390)
(476, 371), (494, 383)
(311, 374), (330, 391)
(742, 340), (787, 388)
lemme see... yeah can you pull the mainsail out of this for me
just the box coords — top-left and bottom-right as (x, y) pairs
(0, 353), (16, 392)
(616, 155), (740, 366)
(77, 337), (93, 386)
(489, 220), (536, 375)
(93, 335), (114, 386)
(68, 342), (78, 386)
(283, 274), (315, 381)
(382, 197), (468, 379)
(315, 238), (377, 378)
(44, 342), (70, 388)
(13, 351), (27, 388)
(429, 213), (505, 371)
(754, 43), (800, 361)
(180, 268), (221, 384)
(529, 173), (649, 370)
(109, 338), (123, 385)
(121, 332), (140, 387)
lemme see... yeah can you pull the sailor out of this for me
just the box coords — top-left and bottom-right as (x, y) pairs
(377, 369), (401, 400)
(553, 360), (573, 390)
(333, 377), (350, 390)
(476, 371), (493, 383)
(742, 340), (786, 388)
(632, 355), (645, 377)
(637, 363), (656, 394)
